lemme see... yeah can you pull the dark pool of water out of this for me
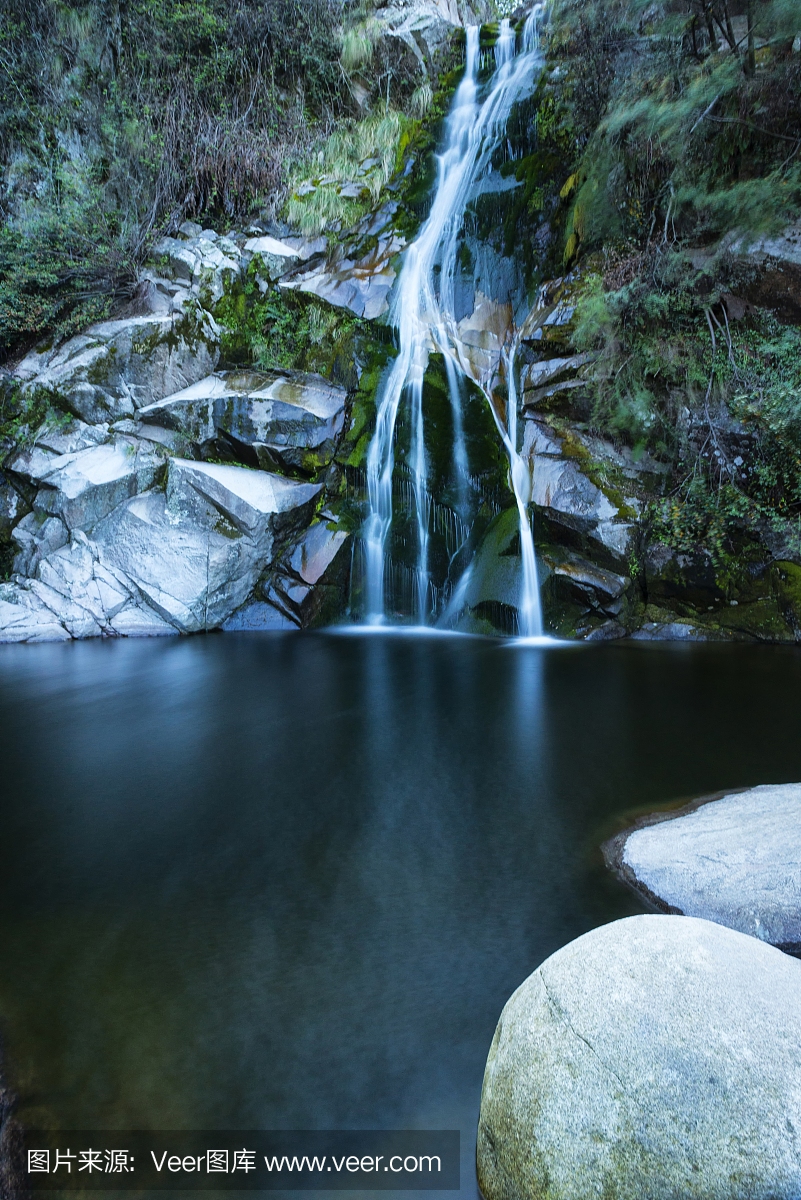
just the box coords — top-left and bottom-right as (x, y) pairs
(1, 633), (801, 1195)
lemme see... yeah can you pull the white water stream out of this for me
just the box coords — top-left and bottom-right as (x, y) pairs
(363, 8), (545, 634)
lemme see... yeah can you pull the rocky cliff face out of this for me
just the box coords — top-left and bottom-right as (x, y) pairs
(1, 4), (799, 643)
(0, 225), (355, 640)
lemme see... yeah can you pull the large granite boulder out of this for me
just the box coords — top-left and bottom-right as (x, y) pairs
(477, 915), (801, 1200)
(138, 370), (347, 473)
(607, 783), (801, 952)
(12, 307), (219, 424)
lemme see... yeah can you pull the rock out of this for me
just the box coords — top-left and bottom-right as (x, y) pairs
(0, 471), (27, 539)
(11, 513), (68, 576)
(608, 783), (801, 951)
(139, 370), (347, 473)
(13, 309), (219, 424)
(268, 519), (349, 625)
(520, 353), (594, 396)
(279, 235), (403, 320)
(221, 599), (299, 632)
(165, 458), (321, 540)
(243, 235), (301, 281)
(630, 619), (713, 641)
(462, 508), (528, 618)
(477, 915), (801, 1200)
(152, 235), (242, 305)
(0, 532), (178, 643)
(23, 437), (165, 531)
(543, 547), (629, 616)
(89, 462), (320, 633)
(287, 519), (349, 586)
(523, 419), (634, 559)
(0, 583), (71, 642)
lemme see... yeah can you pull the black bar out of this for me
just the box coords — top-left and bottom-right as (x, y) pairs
(21, 1131), (460, 1191)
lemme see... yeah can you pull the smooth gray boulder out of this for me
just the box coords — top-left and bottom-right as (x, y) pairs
(139, 370), (347, 471)
(611, 784), (801, 950)
(477, 915), (801, 1200)
(13, 308), (219, 423)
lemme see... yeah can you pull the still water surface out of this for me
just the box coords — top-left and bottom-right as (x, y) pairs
(1, 634), (801, 1195)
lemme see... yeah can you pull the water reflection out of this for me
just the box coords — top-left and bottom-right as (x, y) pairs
(0, 636), (799, 1199)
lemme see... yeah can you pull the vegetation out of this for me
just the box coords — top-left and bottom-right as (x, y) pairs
(0, 0), (348, 360)
(543, 0), (801, 567)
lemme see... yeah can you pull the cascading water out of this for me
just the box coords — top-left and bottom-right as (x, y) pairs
(362, 7), (546, 635)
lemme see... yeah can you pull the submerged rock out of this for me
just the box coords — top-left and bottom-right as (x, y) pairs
(606, 783), (801, 951)
(477, 915), (801, 1200)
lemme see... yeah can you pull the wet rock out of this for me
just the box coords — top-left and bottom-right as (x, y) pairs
(630, 619), (713, 641)
(523, 419), (634, 559)
(543, 548), (629, 616)
(520, 353), (594, 397)
(269, 519), (350, 625)
(463, 508), (526, 618)
(139, 370), (347, 473)
(13, 309), (219, 424)
(477, 915), (801, 1200)
(221, 599), (299, 632)
(610, 783), (801, 952)
(279, 236), (403, 320)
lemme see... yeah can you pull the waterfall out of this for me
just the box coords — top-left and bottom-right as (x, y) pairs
(363, 7), (546, 633)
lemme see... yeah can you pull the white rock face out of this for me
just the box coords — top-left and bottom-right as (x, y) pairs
(0, 542), (175, 641)
(477, 915), (801, 1200)
(139, 370), (347, 470)
(13, 309), (219, 423)
(279, 236), (403, 320)
(26, 438), (165, 531)
(620, 784), (801, 949)
(523, 418), (634, 559)
(153, 234), (241, 304)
